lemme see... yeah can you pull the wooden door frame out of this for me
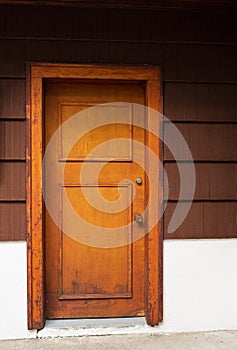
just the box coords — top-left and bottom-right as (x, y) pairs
(26, 63), (163, 330)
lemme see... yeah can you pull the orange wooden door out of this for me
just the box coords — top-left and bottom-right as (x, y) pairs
(44, 80), (147, 319)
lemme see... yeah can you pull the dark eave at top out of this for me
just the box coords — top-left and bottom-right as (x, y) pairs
(0, 0), (237, 9)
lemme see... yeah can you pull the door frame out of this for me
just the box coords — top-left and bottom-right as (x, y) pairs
(26, 63), (163, 330)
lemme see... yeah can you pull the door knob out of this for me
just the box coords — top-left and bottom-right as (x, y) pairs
(135, 214), (143, 224)
(136, 178), (142, 185)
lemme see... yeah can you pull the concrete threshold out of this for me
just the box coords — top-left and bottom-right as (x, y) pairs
(1, 331), (237, 350)
(37, 317), (162, 338)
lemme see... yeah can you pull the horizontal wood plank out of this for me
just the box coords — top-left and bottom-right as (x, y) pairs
(0, 5), (235, 244)
(0, 162), (26, 200)
(0, 79), (26, 117)
(0, 41), (26, 78)
(31, 64), (159, 80)
(163, 44), (237, 83)
(0, 39), (236, 83)
(108, 9), (237, 44)
(109, 42), (237, 83)
(164, 83), (237, 122)
(164, 201), (237, 239)
(164, 123), (237, 161)
(25, 39), (112, 72)
(165, 163), (237, 200)
(0, 6), (235, 44)
(0, 202), (26, 240)
(0, 121), (26, 159)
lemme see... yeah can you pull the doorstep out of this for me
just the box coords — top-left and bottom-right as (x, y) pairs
(37, 318), (162, 338)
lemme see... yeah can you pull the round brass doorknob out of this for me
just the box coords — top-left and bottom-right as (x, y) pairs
(135, 214), (143, 224)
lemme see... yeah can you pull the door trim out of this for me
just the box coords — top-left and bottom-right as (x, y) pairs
(26, 63), (163, 329)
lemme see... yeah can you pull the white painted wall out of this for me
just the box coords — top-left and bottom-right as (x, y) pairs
(0, 242), (36, 340)
(0, 239), (236, 339)
(158, 239), (237, 332)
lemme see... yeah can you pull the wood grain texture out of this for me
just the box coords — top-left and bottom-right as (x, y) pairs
(106, 9), (237, 43)
(146, 76), (162, 325)
(0, 121), (26, 159)
(25, 39), (111, 67)
(0, 162), (26, 200)
(0, 6), (235, 247)
(0, 202), (26, 240)
(162, 44), (237, 83)
(0, 41), (25, 78)
(0, 79), (26, 118)
(27, 76), (44, 329)
(0, 5), (236, 44)
(165, 163), (237, 200)
(164, 123), (237, 161)
(109, 42), (237, 83)
(0, 39), (236, 83)
(27, 64), (162, 328)
(45, 80), (146, 319)
(31, 63), (159, 80)
(164, 83), (237, 122)
(164, 201), (237, 239)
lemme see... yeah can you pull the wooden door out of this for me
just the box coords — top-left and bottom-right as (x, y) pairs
(44, 80), (147, 319)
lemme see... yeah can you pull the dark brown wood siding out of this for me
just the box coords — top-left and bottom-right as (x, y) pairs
(0, 4), (236, 240)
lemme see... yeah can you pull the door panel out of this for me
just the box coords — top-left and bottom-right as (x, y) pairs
(60, 103), (133, 161)
(45, 80), (146, 319)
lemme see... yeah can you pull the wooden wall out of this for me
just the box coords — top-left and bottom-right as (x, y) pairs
(0, 4), (236, 240)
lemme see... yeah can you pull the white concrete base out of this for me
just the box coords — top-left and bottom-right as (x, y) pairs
(158, 239), (237, 333)
(0, 242), (37, 340)
(0, 239), (237, 339)
(37, 318), (162, 338)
